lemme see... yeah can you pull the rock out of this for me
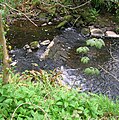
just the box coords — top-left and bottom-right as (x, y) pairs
(27, 49), (32, 53)
(31, 63), (38, 67)
(105, 31), (119, 38)
(40, 40), (50, 46)
(10, 60), (18, 66)
(89, 26), (104, 37)
(41, 23), (47, 26)
(81, 28), (90, 36)
(40, 40), (54, 60)
(23, 44), (30, 50)
(30, 41), (40, 50)
(48, 22), (52, 25)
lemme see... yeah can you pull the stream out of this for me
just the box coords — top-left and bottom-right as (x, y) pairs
(7, 20), (119, 100)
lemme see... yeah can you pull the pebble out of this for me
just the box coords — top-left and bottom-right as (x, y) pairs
(48, 22), (52, 25)
(40, 40), (50, 46)
(41, 23), (47, 26)
(23, 44), (30, 50)
(10, 60), (18, 66)
(27, 49), (32, 53)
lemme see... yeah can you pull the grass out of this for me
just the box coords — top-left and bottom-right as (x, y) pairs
(0, 71), (119, 120)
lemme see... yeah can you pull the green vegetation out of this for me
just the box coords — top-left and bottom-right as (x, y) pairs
(77, 38), (105, 75)
(0, 0), (118, 27)
(0, 72), (119, 120)
(0, 1), (119, 120)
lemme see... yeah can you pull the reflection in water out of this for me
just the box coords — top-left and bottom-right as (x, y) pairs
(7, 20), (61, 48)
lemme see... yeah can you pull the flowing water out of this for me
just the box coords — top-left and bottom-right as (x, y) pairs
(7, 20), (119, 100)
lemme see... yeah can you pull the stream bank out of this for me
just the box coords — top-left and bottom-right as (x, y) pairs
(7, 20), (119, 100)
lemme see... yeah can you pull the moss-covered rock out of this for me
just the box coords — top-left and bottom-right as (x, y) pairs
(30, 41), (40, 50)
(81, 28), (90, 36)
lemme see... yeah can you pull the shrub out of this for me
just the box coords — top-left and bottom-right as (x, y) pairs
(0, 72), (119, 120)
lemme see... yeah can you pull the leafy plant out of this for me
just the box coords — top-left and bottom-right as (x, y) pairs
(81, 57), (90, 64)
(84, 67), (100, 75)
(0, 73), (119, 120)
(86, 38), (105, 49)
(91, 0), (119, 14)
(91, 0), (105, 9)
(89, 8), (99, 20)
(76, 38), (105, 75)
(76, 46), (89, 54)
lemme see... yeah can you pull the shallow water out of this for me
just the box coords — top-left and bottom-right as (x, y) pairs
(7, 20), (61, 48)
(7, 20), (119, 100)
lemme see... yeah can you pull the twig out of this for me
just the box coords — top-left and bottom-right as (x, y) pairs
(11, 102), (49, 120)
(72, 15), (81, 27)
(68, 0), (91, 10)
(3, 3), (38, 27)
(98, 65), (119, 82)
(41, 0), (91, 10)
(109, 45), (119, 62)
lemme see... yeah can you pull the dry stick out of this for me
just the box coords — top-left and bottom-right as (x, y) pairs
(3, 3), (38, 27)
(72, 15), (81, 27)
(64, 0), (91, 10)
(0, 12), (10, 84)
(98, 65), (119, 82)
(109, 45), (119, 62)
(11, 102), (49, 120)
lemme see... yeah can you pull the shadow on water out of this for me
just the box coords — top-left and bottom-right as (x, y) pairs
(7, 20), (61, 48)
(7, 20), (119, 100)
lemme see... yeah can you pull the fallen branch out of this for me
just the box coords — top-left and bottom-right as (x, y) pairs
(98, 65), (119, 82)
(109, 45), (119, 62)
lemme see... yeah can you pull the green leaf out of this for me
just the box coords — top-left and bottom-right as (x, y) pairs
(81, 57), (90, 64)
(56, 101), (63, 106)
(56, 20), (67, 28)
(86, 39), (95, 47)
(84, 68), (92, 74)
(76, 47), (89, 53)
(95, 40), (102, 49)
(64, 102), (69, 108)
(94, 68), (100, 75)
(86, 38), (105, 49)
(98, 39), (105, 46)
(0, 96), (5, 102)
(4, 99), (13, 104)
(84, 67), (100, 75)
